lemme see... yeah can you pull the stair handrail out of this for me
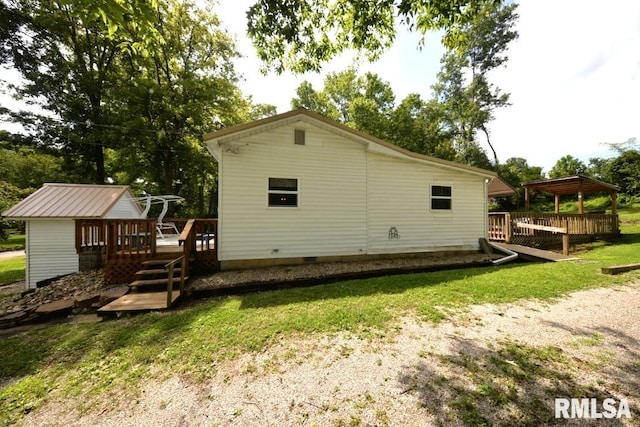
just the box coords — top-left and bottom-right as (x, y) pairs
(165, 255), (186, 307)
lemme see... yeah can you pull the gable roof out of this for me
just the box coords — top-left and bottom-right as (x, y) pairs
(204, 108), (497, 178)
(2, 183), (139, 219)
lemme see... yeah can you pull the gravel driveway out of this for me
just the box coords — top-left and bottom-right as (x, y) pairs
(23, 281), (640, 426)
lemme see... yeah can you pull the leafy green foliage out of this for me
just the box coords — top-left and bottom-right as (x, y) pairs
(610, 150), (640, 196)
(432, 1), (518, 169)
(548, 154), (587, 178)
(246, 0), (504, 73)
(110, 0), (249, 216)
(291, 69), (456, 160)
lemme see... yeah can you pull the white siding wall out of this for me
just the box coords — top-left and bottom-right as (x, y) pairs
(219, 122), (368, 261)
(366, 153), (486, 254)
(104, 195), (142, 218)
(26, 220), (79, 289)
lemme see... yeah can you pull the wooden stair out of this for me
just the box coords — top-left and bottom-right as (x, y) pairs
(98, 256), (187, 315)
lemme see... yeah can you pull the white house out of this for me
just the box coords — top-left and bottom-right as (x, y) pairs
(204, 108), (497, 269)
(2, 183), (143, 288)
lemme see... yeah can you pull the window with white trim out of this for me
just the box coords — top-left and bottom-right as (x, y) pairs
(431, 185), (452, 210)
(268, 178), (298, 207)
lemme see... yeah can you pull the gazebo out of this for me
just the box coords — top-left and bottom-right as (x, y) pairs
(522, 174), (619, 215)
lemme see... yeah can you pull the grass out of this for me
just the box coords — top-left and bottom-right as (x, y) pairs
(0, 234), (25, 252)
(0, 207), (639, 424)
(0, 256), (25, 285)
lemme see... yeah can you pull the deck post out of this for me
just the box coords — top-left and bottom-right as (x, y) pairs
(562, 219), (569, 255)
(167, 263), (174, 308)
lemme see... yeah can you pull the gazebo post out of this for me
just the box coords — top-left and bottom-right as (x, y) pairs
(611, 191), (617, 215)
(578, 179), (584, 214)
(554, 194), (560, 214)
(524, 186), (529, 211)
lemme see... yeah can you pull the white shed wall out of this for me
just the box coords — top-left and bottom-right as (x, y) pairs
(104, 195), (142, 218)
(366, 154), (486, 254)
(218, 122), (368, 261)
(26, 219), (79, 289)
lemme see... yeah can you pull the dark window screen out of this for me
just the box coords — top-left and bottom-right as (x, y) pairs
(269, 193), (298, 207)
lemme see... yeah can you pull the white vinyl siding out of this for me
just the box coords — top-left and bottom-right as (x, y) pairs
(218, 122), (367, 260)
(366, 153), (486, 254)
(26, 220), (79, 289)
(104, 196), (143, 218)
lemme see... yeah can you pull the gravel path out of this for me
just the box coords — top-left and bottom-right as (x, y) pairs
(23, 281), (640, 426)
(0, 250), (24, 260)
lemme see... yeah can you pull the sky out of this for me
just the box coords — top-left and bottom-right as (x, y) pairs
(215, 0), (640, 174)
(2, 1), (639, 175)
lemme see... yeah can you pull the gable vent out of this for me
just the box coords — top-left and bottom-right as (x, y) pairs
(294, 129), (306, 145)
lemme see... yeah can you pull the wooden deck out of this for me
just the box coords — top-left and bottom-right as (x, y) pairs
(492, 243), (578, 262)
(98, 291), (181, 312)
(488, 212), (620, 251)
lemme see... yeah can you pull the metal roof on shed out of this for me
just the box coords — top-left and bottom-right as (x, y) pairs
(2, 183), (137, 219)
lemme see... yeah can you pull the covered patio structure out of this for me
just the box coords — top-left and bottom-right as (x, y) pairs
(488, 175), (620, 250)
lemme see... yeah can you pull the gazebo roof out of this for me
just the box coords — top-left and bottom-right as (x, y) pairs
(522, 175), (619, 196)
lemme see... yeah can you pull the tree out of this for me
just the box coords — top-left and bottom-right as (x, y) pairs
(111, 0), (248, 216)
(291, 68), (394, 138)
(1, 0), (138, 183)
(609, 150), (640, 196)
(291, 69), (457, 160)
(587, 157), (613, 183)
(492, 157), (544, 210)
(246, 0), (504, 73)
(431, 1), (518, 169)
(548, 155), (586, 179)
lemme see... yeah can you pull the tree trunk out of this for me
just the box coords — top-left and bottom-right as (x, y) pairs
(94, 140), (105, 184)
(480, 124), (500, 171)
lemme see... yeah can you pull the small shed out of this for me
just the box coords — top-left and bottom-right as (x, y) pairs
(2, 183), (142, 289)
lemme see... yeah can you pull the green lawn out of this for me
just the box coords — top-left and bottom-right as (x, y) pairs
(0, 256), (25, 285)
(0, 234), (25, 252)
(1, 209), (639, 424)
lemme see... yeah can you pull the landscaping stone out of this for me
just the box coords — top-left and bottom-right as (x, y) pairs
(0, 310), (28, 329)
(35, 299), (75, 315)
(0, 270), (127, 327)
(74, 294), (100, 308)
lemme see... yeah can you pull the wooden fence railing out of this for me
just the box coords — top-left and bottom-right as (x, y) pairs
(76, 219), (158, 259)
(488, 212), (619, 245)
(179, 218), (218, 276)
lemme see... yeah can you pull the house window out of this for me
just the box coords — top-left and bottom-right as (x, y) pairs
(269, 178), (298, 207)
(431, 185), (452, 210)
(294, 129), (306, 145)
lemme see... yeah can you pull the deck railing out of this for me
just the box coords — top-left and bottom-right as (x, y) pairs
(179, 218), (218, 276)
(76, 219), (158, 259)
(488, 212), (619, 244)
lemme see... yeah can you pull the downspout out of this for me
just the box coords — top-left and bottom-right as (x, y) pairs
(489, 241), (518, 265)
